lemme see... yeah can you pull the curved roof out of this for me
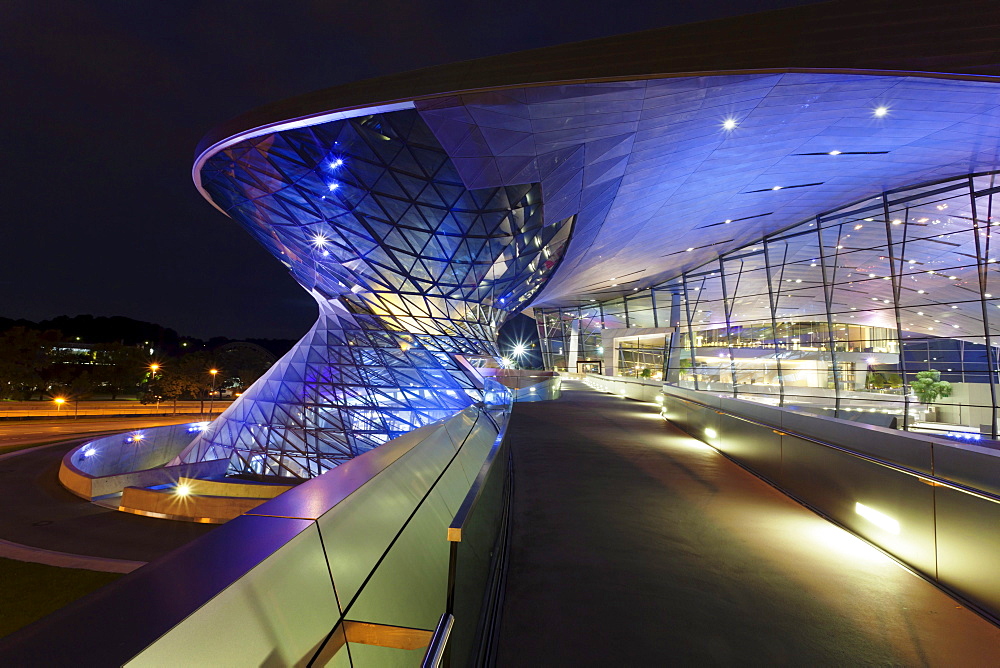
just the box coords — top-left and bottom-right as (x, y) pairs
(194, 0), (1000, 307)
(196, 0), (1000, 159)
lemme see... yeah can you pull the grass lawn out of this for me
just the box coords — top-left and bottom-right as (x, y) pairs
(0, 558), (122, 638)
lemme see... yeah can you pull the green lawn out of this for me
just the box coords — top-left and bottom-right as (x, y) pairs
(0, 558), (122, 638)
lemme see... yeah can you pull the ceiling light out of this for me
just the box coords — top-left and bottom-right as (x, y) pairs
(892, 219), (903, 225)
(828, 150), (842, 155)
(722, 118), (737, 130)
(686, 248), (694, 252)
(771, 186), (782, 191)
(874, 106), (889, 117)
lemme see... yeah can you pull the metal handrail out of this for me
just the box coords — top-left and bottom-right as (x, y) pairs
(662, 391), (1000, 506)
(421, 613), (454, 668)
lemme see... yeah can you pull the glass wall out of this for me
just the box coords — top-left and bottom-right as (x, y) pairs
(537, 172), (1000, 439)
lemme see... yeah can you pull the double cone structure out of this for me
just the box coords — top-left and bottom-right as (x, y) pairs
(176, 111), (572, 478)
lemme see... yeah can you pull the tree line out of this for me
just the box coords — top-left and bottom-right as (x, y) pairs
(0, 326), (277, 403)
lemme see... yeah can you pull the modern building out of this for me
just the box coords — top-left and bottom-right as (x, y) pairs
(7, 1), (1000, 664)
(178, 0), (1000, 479)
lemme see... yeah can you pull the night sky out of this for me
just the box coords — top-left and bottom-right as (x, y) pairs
(2, 0), (821, 340)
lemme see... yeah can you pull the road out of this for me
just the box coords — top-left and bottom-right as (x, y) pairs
(0, 416), (205, 451)
(0, 400), (232, 419)
(0, 415), (220, 563)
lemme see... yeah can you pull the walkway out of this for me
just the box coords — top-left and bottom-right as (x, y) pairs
(496, 381), (1000, 666)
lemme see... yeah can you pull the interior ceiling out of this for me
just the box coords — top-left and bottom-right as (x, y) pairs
(411, 72), (1000, 307)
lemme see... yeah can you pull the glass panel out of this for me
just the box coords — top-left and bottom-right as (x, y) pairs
(547, 171), (1000, 440)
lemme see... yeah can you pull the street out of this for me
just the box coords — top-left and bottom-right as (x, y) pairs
(0, 416), (205, 451)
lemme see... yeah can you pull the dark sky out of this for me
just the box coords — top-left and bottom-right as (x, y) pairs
(1, 0), (822, 340)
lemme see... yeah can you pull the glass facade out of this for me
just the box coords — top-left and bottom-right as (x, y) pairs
(538, 172), (1000, 438)
(179, 111), (572, 477)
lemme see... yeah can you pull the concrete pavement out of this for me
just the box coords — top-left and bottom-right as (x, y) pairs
(496, 380), (1000, 665)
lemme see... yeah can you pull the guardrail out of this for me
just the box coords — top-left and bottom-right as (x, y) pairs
(2, 373), (573, 665)
(1, 386), (513, 666)
(657, 384), (1000, 623)
(420, 373), (562, 666)
(511, 375), (561, 402)
(0, 400), (233, 419)
(58, 421), (225, 500)
(582, 373), (662, 402)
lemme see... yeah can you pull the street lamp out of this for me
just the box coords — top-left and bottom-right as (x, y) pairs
(149, 363), (160, 410)
(209, 368), (219, 417)
(54, 397), (66, 412)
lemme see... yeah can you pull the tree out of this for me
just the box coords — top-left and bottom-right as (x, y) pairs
(910, 370), (953, 406)
(157, 353), (215, 410)
(213, 343), (275, 392)
(92, 343), (148, 400)
(0, 327), (56, 400)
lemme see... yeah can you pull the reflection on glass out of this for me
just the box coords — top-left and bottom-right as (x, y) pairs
(538, 172), (1000, 440)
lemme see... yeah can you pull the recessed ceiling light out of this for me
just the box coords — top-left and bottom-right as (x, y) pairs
(874, 106), (889, 117)
(722, 118), (737, 130)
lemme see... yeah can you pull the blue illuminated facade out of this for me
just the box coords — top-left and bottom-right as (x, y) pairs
(177, 111), (571, 477)
(181, 68), (1000, 476)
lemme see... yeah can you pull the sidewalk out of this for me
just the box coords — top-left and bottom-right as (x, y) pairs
(496, 380), (1000, 665)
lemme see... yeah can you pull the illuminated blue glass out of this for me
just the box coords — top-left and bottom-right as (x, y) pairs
(178, 111), (572, 477)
